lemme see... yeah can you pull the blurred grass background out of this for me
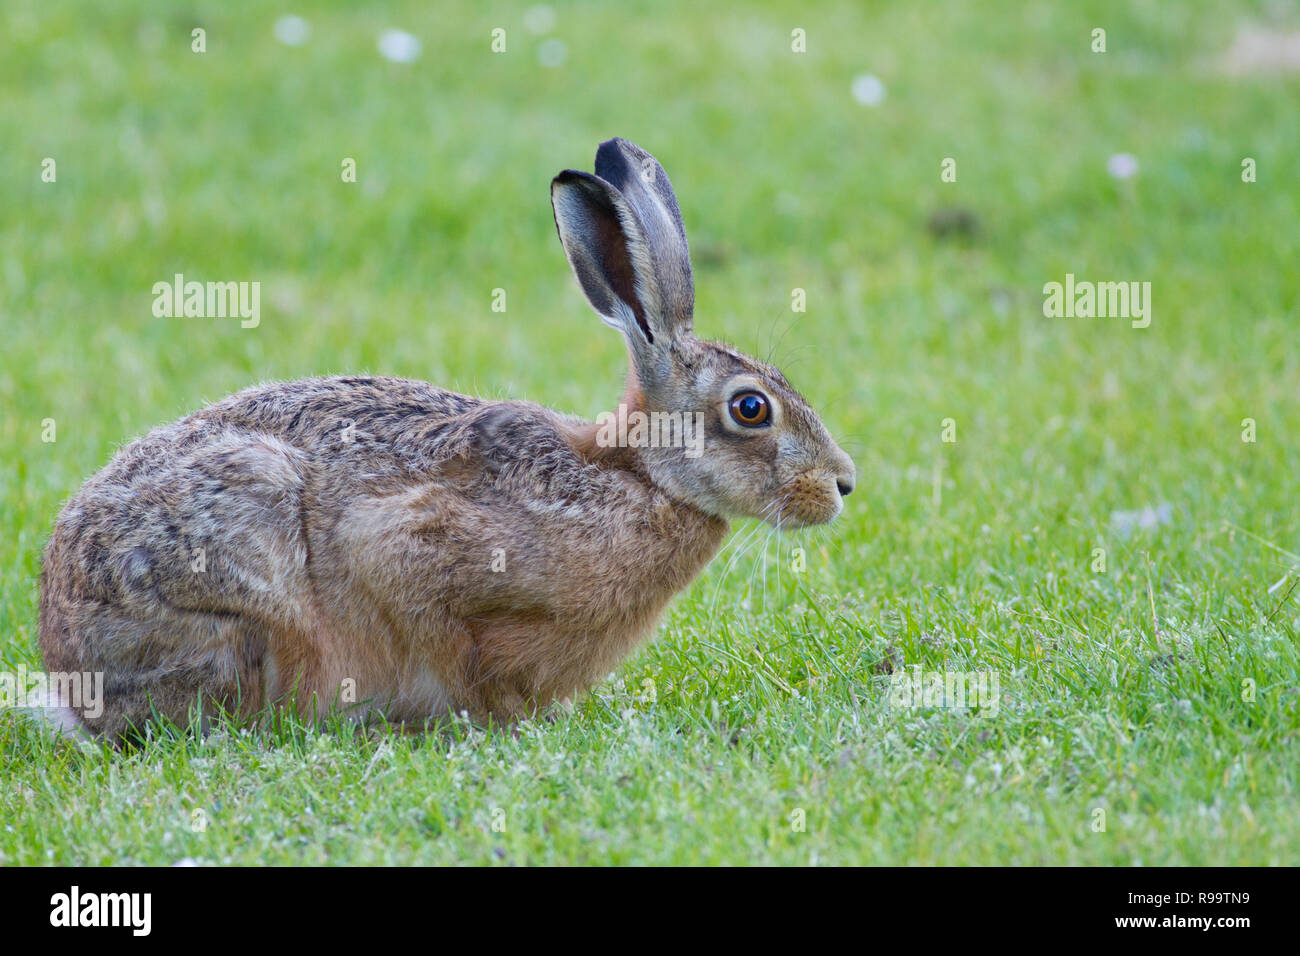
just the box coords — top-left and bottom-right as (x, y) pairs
(1, 0), (1297, 864)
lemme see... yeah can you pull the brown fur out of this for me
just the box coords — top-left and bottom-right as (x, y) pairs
(37, 139), (853, 741)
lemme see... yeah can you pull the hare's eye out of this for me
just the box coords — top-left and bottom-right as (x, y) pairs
(729, 391), (770, 427)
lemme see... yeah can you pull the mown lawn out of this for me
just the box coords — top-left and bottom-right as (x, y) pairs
(1, 0), (1297, 864)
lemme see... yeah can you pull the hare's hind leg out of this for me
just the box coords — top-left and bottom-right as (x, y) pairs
(41, 598), (270, 742)
(39, 427), (315, 742)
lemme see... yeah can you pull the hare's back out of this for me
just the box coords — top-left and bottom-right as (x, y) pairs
(42, 377), (485, 617)
(195, 376), (484, 457)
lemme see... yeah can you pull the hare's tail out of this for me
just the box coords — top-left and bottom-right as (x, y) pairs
(15, 687), (93, 742)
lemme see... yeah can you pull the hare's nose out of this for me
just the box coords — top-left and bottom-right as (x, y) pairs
(830, 446), (855, 498)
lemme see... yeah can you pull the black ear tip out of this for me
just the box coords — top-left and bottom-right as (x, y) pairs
(597, 136), (634, 154)
(551, 169), (615, 204)
(596, 137), (649, 169)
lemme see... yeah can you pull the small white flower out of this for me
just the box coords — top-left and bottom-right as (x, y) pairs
(273, 16), (310, 47)
(851, 73), (886, 106)
(1107, 152), (1139, 179)
(538, 37), (567, 68)
(524, 5), (556, 35)
(378, 29), (422, 64)
(1110, 501), (1172, 537)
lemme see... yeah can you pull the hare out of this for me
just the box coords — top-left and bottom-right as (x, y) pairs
(35, 138), (855, 741)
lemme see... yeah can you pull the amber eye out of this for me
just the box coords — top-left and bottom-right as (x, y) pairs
(729, 391), (771, 427)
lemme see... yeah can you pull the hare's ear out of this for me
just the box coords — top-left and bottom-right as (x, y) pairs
(551, 169), (660, 345)
(551, 139), (694, 348)
(593, 139), (694, 335)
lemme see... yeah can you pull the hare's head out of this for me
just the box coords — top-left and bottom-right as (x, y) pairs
(552, 138), (854, 529)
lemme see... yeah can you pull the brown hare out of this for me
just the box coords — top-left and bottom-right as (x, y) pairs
(35, 138), (855, 741)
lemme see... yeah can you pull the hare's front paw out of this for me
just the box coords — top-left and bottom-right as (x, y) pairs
(542, 696), (575, 722)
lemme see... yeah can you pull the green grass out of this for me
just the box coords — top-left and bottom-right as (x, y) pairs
(2, 0), (1298, 864)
